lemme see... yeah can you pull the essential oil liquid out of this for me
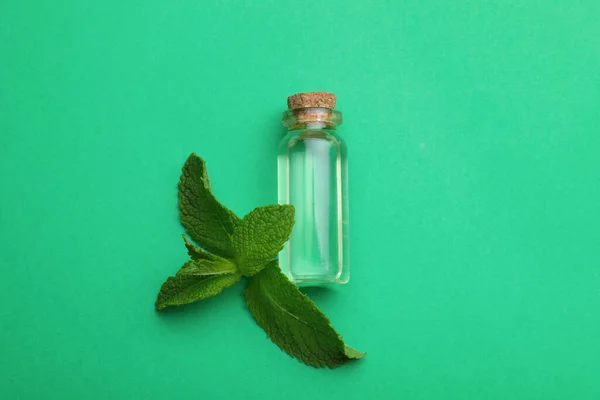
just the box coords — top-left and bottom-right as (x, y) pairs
(278, 129), (349, 285)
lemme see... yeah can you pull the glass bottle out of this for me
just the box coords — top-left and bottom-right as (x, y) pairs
(277, 92), (349, 285)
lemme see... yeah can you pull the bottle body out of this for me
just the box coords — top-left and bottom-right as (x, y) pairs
(278, 120), (349, 285)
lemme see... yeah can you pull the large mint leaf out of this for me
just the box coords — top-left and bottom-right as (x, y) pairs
(179, 154), (240, 258)
(244, 261), (364, 368)
(155, 259), (240, 310)
(232, 205), (295, 276)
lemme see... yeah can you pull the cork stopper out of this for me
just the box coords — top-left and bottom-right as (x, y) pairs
(287, 92), (337, 110)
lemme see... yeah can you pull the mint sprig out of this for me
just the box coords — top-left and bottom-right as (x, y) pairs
(155, 153), (364, 368)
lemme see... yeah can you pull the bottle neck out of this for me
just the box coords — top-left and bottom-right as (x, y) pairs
(282, 108), (342, 131)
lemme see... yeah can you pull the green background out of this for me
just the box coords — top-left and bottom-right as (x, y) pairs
(1, 0), (599, 398)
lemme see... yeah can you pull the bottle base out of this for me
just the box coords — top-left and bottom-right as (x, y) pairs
(290, 275), (349, 286)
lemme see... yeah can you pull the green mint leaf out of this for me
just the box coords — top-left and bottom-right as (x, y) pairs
(177, 258), (238, 276)
(156, 259), (241, 310)
(182, 235), (220, 261)
(244, 261), (364, 368)
(232, 205), (295, 276)
(343, 345), (365, 360)
(179, 154), (240, 258)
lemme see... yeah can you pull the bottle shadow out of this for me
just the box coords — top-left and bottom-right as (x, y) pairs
(299, 286), (338, 304)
